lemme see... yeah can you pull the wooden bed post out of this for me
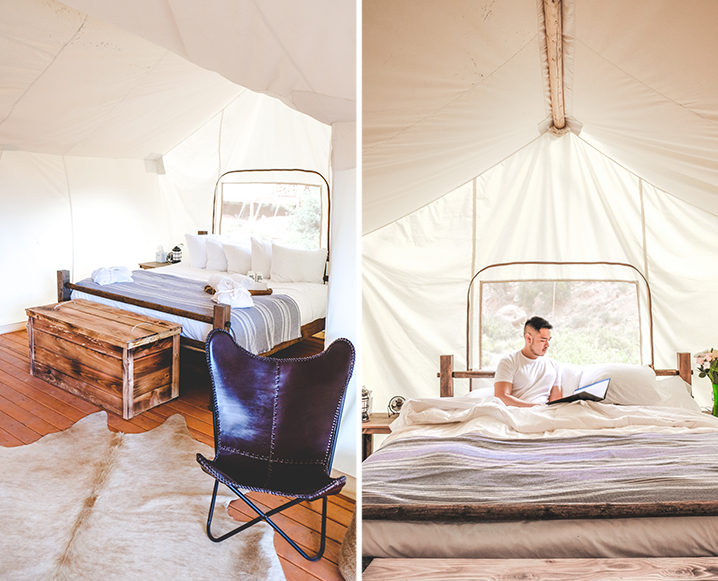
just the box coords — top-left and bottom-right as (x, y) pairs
(57, 270), (71, 302)
(212, 304), (231, 331)
(677, 352), (692, 386)
(439, 355), (454, 398)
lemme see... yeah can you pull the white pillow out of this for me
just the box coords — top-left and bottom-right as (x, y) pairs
(465, 378), (496, 400)
(579, 363), (658, 406)
(184, 233), (208, 268)
(559, 362), (583, 395)
(654, 376), (701, 412)
(251, 238), (272, 278)
(205, 237), (228, 271)
(224, 243), (251, 274)
(270, 244), (327, 283)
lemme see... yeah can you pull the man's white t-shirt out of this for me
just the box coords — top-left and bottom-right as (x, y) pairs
(494, 350), (561, 404)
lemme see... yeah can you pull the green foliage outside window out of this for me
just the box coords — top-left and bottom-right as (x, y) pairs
(479, 280), (641, 368)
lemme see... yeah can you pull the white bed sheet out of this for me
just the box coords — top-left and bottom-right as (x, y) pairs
(70, 263), (327, 345)
(384, 392), (718, 445)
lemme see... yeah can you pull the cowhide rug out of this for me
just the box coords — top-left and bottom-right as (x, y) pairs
(0, 412), (285, 581)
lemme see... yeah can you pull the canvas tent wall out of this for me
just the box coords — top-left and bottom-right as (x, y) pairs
(0, 0), (357, 476)
(362, 0), (718, 412)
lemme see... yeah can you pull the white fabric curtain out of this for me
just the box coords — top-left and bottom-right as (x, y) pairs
(326, 121), (359, 476)
(0, 151), (170, 328)
(0, 152), (73, 328)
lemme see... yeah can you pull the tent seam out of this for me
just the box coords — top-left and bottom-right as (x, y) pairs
(639, 179), (649, 285)
(162, 90), (247, 158)
(66, 49), (174, 157)
(576, 133), (718, 220)
(576, 38), (718, 128)
(364, 33), (540, 152)
(0, 16), (88, 131)
(61, 157), (75, 281)
(248, 0), (315, 92)
(363, 132), (545, 236)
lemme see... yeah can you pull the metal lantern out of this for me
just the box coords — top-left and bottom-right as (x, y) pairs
(361, 386), (372, 422)
(168, 245), (182, 263)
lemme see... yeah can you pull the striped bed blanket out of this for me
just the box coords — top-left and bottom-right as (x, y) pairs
(71, 270), (301, 354)
(362, 430), (718, 521)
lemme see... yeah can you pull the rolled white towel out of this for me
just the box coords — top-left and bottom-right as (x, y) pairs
(110, 266), (133, 283)
(208, 274), (241, 290)
(91, 267), (112, 285)
(212, 287), (253, 308)
(91, 266), (133, 286)
(208, 275), (254, 308)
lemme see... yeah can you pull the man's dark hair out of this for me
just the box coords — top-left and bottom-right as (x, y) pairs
(524, 316), (552, 333)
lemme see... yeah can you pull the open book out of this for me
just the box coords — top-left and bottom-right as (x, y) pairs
(548, 378), (610, 404)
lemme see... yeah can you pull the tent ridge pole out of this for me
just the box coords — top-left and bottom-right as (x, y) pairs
(543, 0), (565, 130)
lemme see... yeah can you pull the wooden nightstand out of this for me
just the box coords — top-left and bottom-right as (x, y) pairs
(362, 413), (396, 460)
(139, 261), (170, 269)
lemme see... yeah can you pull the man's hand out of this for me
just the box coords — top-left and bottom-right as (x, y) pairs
(494, 381), (541, 407)
(548, 384), (562, 402)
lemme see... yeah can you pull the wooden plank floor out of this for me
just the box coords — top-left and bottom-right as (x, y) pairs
(0, 329), (354, 581)
(364, 557), (718, 580)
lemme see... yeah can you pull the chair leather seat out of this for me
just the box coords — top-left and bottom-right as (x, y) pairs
(197, 452), (346, 500)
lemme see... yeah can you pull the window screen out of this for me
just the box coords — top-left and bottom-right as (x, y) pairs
(219, 181), (323, 249)
(213, 170), (329, 251)
(478, 280), (641, 368)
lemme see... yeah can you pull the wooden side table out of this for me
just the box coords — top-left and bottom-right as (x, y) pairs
(362, 413), (396, 460)
(139, 261), (170, 269)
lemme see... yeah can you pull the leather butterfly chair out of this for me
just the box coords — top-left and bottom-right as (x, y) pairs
(197, 328), (355, 561)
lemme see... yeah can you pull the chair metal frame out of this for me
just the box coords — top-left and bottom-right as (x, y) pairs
(205, 480), (330, 560)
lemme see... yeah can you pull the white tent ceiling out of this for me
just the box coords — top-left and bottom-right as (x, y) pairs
(62, 0), (356, 126)
(363, 0), (718, 233)
(0, 0), (355, 159)
(362, 0), (718, 412)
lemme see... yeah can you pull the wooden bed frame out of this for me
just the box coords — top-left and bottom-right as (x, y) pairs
(438, 352), (693, 398)
(56, 269), (325, 356)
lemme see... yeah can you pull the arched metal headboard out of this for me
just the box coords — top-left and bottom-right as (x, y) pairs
(466, 260), (654, 369)
(210, 168), (331, 259)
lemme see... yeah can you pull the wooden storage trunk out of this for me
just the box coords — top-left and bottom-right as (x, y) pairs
(26, 299), (181, 419)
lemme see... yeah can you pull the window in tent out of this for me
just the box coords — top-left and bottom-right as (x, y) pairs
(214, 170), (328, 251)
(476, 279), (642, 368)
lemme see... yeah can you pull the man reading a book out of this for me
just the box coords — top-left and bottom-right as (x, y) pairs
(494, 316), (562, 407)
